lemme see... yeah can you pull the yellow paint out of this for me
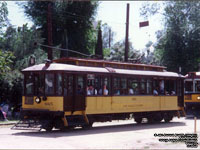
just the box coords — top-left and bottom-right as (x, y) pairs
(160, 96), (178, 110)
(62, 117), (68, 126)
(184, 94), (200, 103)
(22, 96), (63, 111)
(86, 96), (178, 114)
(65, 111), (72, 115)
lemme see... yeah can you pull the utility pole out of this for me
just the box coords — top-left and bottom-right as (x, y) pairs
(124, 3), (130, 62)
(109, 28), (111, 49)
(47, 2), (53, 60)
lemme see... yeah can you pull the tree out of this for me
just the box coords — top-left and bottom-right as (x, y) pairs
(22, 1), (98, 58)
(0, 2), (8, 30)
(95, 26), (103, 59)
(141, 1), (200, 74)
(110, 40), (143, 62)
(0, 24), (46, 106)
(0, 50), (14, 78)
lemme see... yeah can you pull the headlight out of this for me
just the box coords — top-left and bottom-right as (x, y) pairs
(35, 97), (41, 104)
(197, 96), (200, 100)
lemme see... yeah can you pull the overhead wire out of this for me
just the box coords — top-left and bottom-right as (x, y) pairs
(37, 43), (92, 57)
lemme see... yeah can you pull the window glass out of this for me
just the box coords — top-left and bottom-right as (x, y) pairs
(77, 76), (84, 95)
(159, 80), (165, 94)
(103, 77), (110, 95)
(121, 78), (127, 95)
(63, 74), (68, 96)
(147, 79), (152, 94)
(68, 75), (73, 96)
(195, 80), (200, 93)
(45, 74), (54, 95)
(56, 73), (62, 95)
(165, 80), (176, 95)
(26, 74), (34, 95)
(113, 77), (120, 95)
(185, 81), (193, 93)
(95, 76), (102, 95)
(153, 80), (159, 95)
(129, 79), (139, 95)
(140, 79), (146, 94)
(34, 73), (44, 95)
(87, 74), (96, 96)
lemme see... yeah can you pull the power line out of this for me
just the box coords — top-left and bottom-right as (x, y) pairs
(37, 43), (92, 57)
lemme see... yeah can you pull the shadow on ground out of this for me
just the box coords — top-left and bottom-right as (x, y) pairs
(12, 120), (186, 138)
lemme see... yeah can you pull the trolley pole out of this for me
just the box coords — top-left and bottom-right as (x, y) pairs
(125, 3), (130, 62)
(47, 2), (53, 60)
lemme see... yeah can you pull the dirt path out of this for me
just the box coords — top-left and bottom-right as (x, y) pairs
(0, 117), (199, 149)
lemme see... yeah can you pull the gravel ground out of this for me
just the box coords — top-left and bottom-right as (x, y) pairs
(0, 117), (199, 149)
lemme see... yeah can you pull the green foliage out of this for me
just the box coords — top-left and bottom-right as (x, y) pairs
(22, 1), (98, 58)
(142, 1), (200, 74)
(1, 24), (46, 70)
(0, 2), (8, 30)
(0, 23), (46, 106)
(110, 40), (143, 62)
(0, 50), (14, 78)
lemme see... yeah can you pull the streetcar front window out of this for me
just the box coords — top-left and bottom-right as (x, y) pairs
(56, 73), (62, 95)
(35, 73), (44, 95)
(185, 81), (193, 93)
(25, 74), (34, 95)
(195, 80), (200, 93)
(45, 74), (54, 95)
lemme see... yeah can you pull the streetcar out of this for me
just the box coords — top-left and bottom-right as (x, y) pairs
(184, 72), (200, 116)
(13, 57), (185, 131)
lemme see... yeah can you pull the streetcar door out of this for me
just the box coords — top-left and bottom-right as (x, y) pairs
(63, 74), (74, 111)
(74, 75), (86, 111)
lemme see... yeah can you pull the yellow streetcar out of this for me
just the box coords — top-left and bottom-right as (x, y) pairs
(13, 58), (185, 131)
(184, 72), (200, 116)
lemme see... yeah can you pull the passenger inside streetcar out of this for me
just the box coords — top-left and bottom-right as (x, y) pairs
(128, 86), (134, 95)
(153, 88), (158, 95)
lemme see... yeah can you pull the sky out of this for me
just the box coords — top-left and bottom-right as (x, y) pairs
(6, 1), (164, 52)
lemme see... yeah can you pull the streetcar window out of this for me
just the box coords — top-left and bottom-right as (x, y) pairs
(194, 80), (200, 92)
(153, 80), (159, 91)
(68, 75), (73, 96)
(103, 77), (110, 95)
(77, 76), (84, 95)
(87, 74), (96, 96)
(25, 74), (34, 95)
(56, 73), (62, 95)
(45, 73), (54, 95)
(140, 79), (146, 94)
(147, 79), (152, 94)
(121, 78), (127, 95)
(113, 77), (120, 95)
(165, 80), (176, 95)
(95, 76), (102, 95)
(63, 75), (67, 96)
(34, 73), (44, 95)
(129, 79), (139, 95)
(185, 81), (193, 93)
(63, 75), (74, 96)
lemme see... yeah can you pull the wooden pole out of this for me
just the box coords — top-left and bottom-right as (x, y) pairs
(194, 117), (197, 134)
(47, 2), (53, 60)
(124, 3), (129, 62)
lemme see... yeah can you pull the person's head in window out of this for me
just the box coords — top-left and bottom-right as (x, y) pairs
(103, 84), (108, 95)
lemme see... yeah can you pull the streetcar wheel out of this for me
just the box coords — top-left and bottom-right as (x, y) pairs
(82, 122), (93, 130)
(147, 117), (154, 123)
(44, 124), (53, 132)
(164, 115), (173, 123)
(134, 118), (142, 124)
